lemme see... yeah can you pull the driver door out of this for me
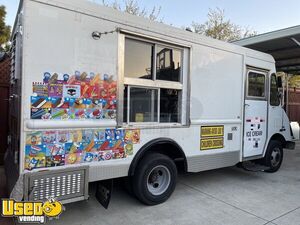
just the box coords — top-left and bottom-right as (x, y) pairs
(243, 69), (268, 158)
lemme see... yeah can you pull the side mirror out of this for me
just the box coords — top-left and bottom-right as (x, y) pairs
(277, 76), (283, 88)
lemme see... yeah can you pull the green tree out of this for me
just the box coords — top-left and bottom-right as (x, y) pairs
(191, 8), (257, 42)
(0, 5), (11, 52)
(101, 0), (162, 22)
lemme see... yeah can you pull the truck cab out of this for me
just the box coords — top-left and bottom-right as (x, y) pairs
(243, 67), (296, 171)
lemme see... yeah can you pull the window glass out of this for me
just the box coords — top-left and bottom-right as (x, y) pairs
(270, 74), (280, 106)
(156, 46), (181, 82)
(128, 87), (158, 123)
(125, 39), (153, 79)
(160, 89), (181, 123)
(248, 72), (266, 98)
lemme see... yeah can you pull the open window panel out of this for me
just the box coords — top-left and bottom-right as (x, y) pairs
(123, 86), (182, 124)
(118, 33), (190, 127)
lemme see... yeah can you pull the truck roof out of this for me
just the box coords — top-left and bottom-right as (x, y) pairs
(16, 0), (275, 64)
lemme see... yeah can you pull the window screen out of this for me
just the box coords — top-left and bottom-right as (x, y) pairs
(248, 72), (266, 98)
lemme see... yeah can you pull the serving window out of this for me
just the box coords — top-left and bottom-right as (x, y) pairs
(121, 36), (189, 125)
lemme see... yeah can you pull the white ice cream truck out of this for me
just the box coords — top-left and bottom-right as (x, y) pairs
(5, 0), (298, 207)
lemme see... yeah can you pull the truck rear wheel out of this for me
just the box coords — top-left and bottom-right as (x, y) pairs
(264, 140), (283, 173)
(132, 153), (177, 205)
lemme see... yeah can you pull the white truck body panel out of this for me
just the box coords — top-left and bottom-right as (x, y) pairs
(7, 0), (294, 199)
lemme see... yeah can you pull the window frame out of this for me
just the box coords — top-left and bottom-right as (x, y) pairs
(246, 70), (268, 101)
(118, 33), (189, 127)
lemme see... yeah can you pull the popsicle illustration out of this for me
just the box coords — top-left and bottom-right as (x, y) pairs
(52, 109), (67, 119)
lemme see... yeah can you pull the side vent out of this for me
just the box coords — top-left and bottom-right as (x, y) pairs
(24, 166), (89, 204)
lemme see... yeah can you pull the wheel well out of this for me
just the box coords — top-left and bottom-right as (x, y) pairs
(270, 133), (286, 147)
(128, 138), (187, 176)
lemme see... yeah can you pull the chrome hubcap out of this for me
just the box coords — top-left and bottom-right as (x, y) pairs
(147, 165), (171, 196)
(270, 147), (281, 167)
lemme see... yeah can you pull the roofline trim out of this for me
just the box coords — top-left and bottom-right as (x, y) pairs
(233, 25), (300, 46)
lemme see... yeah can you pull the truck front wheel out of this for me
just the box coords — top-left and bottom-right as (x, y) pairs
(132, 153), (177, 205)
(264, 140), (283, 173)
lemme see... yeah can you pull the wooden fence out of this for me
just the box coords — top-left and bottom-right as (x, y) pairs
(286, 88), (300, 123)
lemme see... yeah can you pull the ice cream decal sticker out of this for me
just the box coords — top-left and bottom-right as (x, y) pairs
(24, 129), (141, 171)
(31, 71), (117, 120)
(26, 71), (141, 171)
(245, 117), (264, 148)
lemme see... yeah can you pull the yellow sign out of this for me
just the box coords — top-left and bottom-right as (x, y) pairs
(201, 138), (224, 150)
(201, 126), (224, 138)
(135, 113), (144, 122)
(1, 198), (63, 224)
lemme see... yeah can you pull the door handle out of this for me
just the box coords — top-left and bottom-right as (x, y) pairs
(7, 94), (19, 100)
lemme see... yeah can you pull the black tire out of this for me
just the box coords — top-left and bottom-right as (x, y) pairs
(132, 153), (177, 205)
(263, 140), (283, 173)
